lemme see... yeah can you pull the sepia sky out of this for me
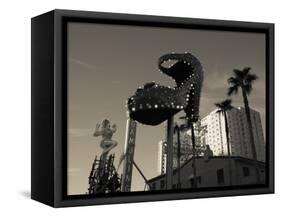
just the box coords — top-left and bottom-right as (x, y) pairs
(67, 22), (266, 195)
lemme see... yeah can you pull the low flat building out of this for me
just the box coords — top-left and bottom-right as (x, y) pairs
(149, 156), (266, 190)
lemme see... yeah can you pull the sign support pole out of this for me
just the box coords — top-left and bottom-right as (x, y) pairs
(121, 118), (137, 192)
(166, 115), (174, 190)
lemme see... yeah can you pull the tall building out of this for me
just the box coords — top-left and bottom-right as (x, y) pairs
(157, 140), (167, 175)
(201, 107), (265, 162)
(158, 106), (266, 175)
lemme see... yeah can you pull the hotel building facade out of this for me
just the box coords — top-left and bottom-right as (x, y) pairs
(201, 107), (265, 162)
(158, 106), (265, 174)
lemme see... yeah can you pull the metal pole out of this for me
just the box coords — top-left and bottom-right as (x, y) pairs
(133, 161), (151, 190)
(121, 119), (137, 192)
(176, 126), (181, 188)
(166, 115), (174, 190)
(191, 123), (197, 188)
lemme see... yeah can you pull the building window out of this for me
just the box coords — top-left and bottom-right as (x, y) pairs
(217, 169), (224, 184)
(243, 167), (250, 177)
(151, 183), (156, 190)
(160, 180), (165, 189)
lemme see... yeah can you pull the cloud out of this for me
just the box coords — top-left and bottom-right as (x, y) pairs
(69, 57), (98, 71)
(68, 168), (81, 177)
(69, 128), (91, 137)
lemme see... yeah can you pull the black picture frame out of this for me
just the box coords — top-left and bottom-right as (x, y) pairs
(31, 9), (274, 207)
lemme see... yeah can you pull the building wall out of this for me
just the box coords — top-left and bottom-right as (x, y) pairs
(234, 159), (266, 185)
(149, 157), (266, 190)
(201, 110), (227, 156)
(201, 107), (265, 162)
(158, 140), (166, 175)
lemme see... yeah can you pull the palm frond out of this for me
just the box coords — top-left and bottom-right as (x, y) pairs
(243, 67), (251, 74)
(224, 99), (233, 110)
(245, 73), (258, 84)
(227, 85), (239, 96)
(215, 99), (233, 111)
(228, 67), (257, 96)
(233, 67), (251, 80)
(233, 69), (245, 79)
(227, 76), (240, 85)
(215, 102), (224, 110)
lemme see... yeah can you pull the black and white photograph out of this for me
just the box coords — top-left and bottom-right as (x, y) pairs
(67, 21), (268, 196)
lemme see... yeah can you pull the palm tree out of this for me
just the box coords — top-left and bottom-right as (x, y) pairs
(227, 67), (260, 183)
(215, 99), (233, 186)
(180, 116), (197, 188)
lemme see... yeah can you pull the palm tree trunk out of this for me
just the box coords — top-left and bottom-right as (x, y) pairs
(176, 128), (181, 188)
(223, 111), (233, 186)
(191, 123), (197, 188)
(241, 87), (260, 183)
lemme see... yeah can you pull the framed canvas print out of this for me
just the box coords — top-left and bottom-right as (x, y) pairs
(31, 9), (274, 207)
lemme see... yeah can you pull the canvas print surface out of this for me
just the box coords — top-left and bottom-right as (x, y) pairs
(67, 22), (266, 196)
